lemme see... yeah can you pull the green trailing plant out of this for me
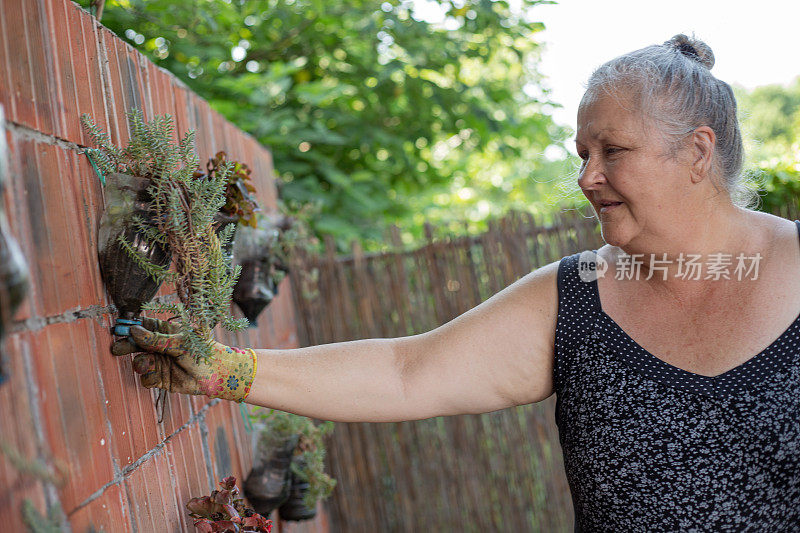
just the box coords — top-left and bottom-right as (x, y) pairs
(294, 421), (336, 508)
(196, 151), (261, 228)
(186, 476), (273, 532)
(82, 110), (248, 362)
(251, 409), (336, 508)
(21, 500), (64, 533)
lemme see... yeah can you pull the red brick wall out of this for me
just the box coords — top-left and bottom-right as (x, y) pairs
(0, 1), (328, 531)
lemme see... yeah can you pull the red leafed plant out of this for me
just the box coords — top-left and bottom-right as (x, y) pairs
(195, 151), (260, 228)
(187, 476), (273, 532)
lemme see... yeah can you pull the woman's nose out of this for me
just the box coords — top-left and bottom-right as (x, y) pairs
(577, 158), (607, 191)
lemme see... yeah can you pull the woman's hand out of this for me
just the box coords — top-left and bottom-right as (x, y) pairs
(111, 317), (257, 403)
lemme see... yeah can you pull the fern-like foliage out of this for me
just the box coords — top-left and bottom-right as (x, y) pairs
(83, 110), (248, 363)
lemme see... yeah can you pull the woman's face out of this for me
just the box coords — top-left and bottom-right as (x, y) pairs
(575, 90), (693, 249)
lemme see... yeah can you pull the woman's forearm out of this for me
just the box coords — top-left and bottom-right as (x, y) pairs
(245, 337), (414, 422)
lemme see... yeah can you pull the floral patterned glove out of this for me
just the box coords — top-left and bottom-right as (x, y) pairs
(111, 317), (257, 403)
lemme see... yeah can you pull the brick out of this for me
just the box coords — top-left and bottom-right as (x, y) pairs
(185, 417), (215, 491)
(191, 94), (214, 161)
(94, 26), (122, 149)
(131, 51), (153, 119)
(45, 321), (115, 512)
(227, 401), (254, 472)
(124, 450), (181, 531)
(64, 3), (97, 147)
(3, 132), (36, 321)
(204, 400), (249, 483)
(154, 438), (184, 527)
(211, 110), (230, 155)
(68, 482), (132, 533)
(114, 352), (159, 469)
(15, 136), (61, 317)
(103, 34), (130, 147)
(148, 64), (173, 137)
(68, 150), (107, 307)
(87, 316), (138, 471)
(156, 391), (193, 443)
(119, 43), (146, 118)
(145, 63), (162, 118)
(176, 424), (212, 496)
(80, 7), (111, 140)
(0, 334), (52, 533)
(0, 1), (16, 117)
(45, 0), (82, 143)
(24, 0), (58, 137)
(2, 0), (37, 129)
(34, 142), (83, 312)
(171, 86), (190, 145)
(127, 382), (166, 470)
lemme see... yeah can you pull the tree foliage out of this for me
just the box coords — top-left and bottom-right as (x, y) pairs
(735, 77), (800, 165)
(84, 0), (569, 250)
(733, 78), (800, 214)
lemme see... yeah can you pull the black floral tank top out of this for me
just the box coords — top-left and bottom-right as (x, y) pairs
(554, 220), (800, 532)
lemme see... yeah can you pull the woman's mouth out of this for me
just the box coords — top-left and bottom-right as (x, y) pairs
(599, 201), (623, 213)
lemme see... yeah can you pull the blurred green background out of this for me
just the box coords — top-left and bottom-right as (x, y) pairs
(81, 0), (800, 251)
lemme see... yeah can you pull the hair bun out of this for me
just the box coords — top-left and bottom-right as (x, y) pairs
(665, 34), (715, 70)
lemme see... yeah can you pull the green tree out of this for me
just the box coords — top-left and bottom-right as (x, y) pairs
(84, 0), (568, 250)
(735, 77), (800, 165)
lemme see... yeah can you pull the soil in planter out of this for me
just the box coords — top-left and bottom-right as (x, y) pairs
(97, 173), (171, 321)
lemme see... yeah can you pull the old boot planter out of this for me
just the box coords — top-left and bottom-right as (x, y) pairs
(244, 434), (299, 515)
(97, 173), (171, 335)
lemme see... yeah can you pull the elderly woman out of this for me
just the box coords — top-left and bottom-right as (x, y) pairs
(117, 35), (800, 530)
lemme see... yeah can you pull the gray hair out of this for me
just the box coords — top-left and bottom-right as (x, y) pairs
(583, 34), (755, 207)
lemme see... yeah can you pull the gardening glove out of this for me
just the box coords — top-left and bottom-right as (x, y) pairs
(111, 317), (257, 403)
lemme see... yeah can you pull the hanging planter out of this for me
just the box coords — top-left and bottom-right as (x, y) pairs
(247, 410), (335, 522)
(243, 433), (299, 515)
(97, 173), (171, 336)
(0, 104), (28, 385)
(232, 216), (286, 325)
(278, 456), (317, 522)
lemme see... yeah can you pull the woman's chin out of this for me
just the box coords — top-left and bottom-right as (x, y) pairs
(598, 222), (632, 248)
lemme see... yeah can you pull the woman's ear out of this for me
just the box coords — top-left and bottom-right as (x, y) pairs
(689, 126), (716, 183)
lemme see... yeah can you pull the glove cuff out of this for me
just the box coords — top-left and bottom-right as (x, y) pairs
(239, 348), (257, 403)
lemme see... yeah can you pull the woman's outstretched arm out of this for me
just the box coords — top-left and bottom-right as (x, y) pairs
(248, 260), (559, 421)
(118, 260), (560, 423)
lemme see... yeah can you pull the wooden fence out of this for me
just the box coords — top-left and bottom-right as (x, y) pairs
(289, 208), (604, 532)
